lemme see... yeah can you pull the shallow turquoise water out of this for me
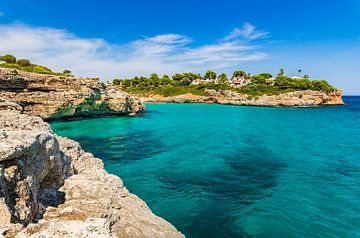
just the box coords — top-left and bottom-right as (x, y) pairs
(51, 97), (360, 238)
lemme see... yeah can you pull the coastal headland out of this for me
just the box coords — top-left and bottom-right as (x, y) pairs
(138, 89), (343, 107)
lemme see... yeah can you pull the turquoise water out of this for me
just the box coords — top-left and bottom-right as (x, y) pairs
(51, 97), (360, 238)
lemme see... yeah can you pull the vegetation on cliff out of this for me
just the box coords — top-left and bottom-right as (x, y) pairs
(0, 54), (71, 76)
(113, 69), (337, 97)
(0, 54), (100, 81)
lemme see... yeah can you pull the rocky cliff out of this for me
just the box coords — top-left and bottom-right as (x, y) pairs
(139, 89), (344, 107)
(0, 107), (184, 238)
(0, 69), (183, 237)
(0, 68), (145, 120)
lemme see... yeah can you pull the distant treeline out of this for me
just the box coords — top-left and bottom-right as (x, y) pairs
(113, 69), (336, 96)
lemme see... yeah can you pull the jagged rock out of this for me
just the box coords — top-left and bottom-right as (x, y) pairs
(0, 111), (184, 238)
(0, 111), (63, 225)
(0, 69), (145, 120)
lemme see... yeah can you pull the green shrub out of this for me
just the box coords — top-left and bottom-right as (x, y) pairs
(311, 80), (336, 92)
(203, 82), (232, 91)
(237, 84), (295, 96)
(251, 75), (267, 85)
(177, 78), (192, 86)
(0, 54), (16, 64)
(113, 79), (121, 85)
(63, 69), (72, 75)
(258, 72), (272, 79)
(16, 59), (31, 66)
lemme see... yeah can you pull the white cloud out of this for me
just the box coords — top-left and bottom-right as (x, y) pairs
(0, 23), (269, 80)
(145, 34), (192, 45)
(223, 22), (269, 41)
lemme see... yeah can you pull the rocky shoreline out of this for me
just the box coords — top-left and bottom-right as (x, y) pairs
(0, 69), (184, 237)
(138, 89), (344, 107)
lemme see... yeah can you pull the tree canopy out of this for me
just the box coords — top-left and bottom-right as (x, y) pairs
(204, 70), (216, 80)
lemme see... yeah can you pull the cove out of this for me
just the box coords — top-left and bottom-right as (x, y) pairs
(51, 97), (360, 238)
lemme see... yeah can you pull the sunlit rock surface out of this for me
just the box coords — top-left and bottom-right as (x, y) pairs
(0, 68), (145, 120)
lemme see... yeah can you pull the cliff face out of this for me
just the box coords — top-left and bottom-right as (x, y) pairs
(0, 108), (184, 238)
(0, 68), (145, 120)
(139, 89), (344, 107)
(0, 69), (183, 237)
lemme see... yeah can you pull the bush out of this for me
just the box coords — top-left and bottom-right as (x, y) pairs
(204, 82), (232, 91)
(274, 76), (312, 89)
(178, 78), (192, 86)
(16, 59), (31, 67)
(172, 73), (184, 81)
(0, 54), (16, 64)
(113, 79), (121, 85)
(311, 80), (336, 92)
(258, 72), (272, 79)
(63, 69), (72, 75)
(251, 75), (267, 85)
(237, 84), (295, 96)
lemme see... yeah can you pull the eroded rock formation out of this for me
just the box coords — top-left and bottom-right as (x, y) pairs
(0, 108), (184, 238)
(0, 68), (145, 120)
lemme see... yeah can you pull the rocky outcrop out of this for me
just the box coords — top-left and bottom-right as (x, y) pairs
(0, 109), (184, 238)
(0, 68), (145, 120)
(139, 89), (344, 107)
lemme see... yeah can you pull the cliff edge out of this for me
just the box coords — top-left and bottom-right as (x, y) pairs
(0, 68), (145, 120)
(0, 107), (184, 237)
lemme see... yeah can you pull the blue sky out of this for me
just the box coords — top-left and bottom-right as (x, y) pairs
(0, 0), (359, 94)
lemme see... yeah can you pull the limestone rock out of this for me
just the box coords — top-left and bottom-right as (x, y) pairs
(0, 68), (145, 120)
(0, 98), (22, 112)
(0, 111), (63, 225)
(0, 111), (184, 238)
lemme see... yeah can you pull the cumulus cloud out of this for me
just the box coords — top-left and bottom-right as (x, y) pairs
(0, 23), (269, 80)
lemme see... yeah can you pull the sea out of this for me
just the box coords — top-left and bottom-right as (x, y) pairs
(51, 96), (360, 238)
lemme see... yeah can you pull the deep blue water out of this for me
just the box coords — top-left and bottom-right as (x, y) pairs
(51, 96), (360, 238)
